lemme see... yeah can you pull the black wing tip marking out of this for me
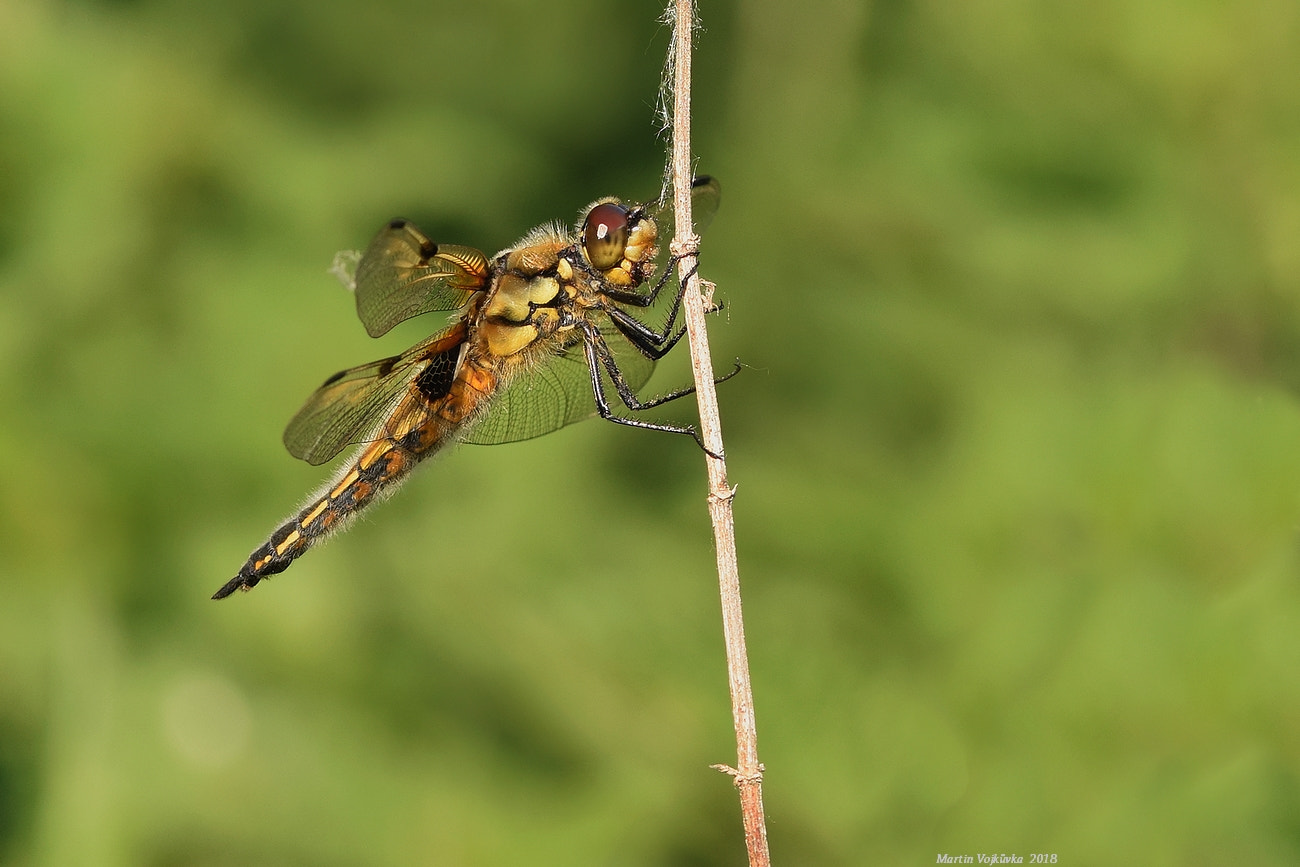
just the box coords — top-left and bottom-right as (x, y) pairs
(379, 218), (438, 259)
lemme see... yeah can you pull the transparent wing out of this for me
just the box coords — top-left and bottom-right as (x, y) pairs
(651, 175), (721, 246)
(461, 322), (654, 446)
(353, 219), (490, 338)
(283, 321), (468, 465)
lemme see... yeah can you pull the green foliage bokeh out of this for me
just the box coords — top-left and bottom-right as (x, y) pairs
(2, 0), (1300, 864)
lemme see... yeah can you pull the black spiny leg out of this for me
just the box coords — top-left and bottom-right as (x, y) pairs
(605, 306), (691, 360)
(600, 253), (687, 308)
(577, 320), (726, 457)
(604, 262), (729, 361)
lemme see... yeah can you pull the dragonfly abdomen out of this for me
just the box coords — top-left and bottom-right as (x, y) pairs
(212, 437), (416, 599)
(214, 364), (496, 600)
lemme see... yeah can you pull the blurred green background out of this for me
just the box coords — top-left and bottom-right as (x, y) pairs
(3, 0), (1300, 864)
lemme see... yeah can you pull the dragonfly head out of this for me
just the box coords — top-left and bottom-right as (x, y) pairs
(579, 198), (659, 286)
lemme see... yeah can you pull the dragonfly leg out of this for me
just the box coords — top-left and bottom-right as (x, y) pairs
(579, 323), (708, 449)
(579, 321), (729, 459)
(600, 254), (690, 308)
(606, 306), (689, 360)
(603, 261), (727, 360)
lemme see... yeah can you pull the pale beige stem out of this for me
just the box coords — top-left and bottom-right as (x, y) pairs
(665, 1), (771, 864)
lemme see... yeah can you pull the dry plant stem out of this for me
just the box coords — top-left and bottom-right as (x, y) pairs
(666, 1), (771, 864)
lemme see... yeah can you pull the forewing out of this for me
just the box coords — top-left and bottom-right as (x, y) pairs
(354, 220), (489, 337)
(652, 175), (721, 249)
(461, 322), (655, 446)
(283, 322), (468, 465)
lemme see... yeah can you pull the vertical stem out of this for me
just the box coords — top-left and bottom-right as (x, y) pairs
(666, 2), (771, 864)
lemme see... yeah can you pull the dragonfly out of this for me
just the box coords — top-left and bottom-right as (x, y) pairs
(214, 177), (726, 600)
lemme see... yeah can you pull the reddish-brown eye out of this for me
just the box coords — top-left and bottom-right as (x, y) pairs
(582, 202), (630, 271)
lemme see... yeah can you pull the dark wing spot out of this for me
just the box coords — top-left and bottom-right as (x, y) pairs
(414, 344), (460, 403)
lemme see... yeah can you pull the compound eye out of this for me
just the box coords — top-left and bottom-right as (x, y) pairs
(582, 202), (630, 271)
